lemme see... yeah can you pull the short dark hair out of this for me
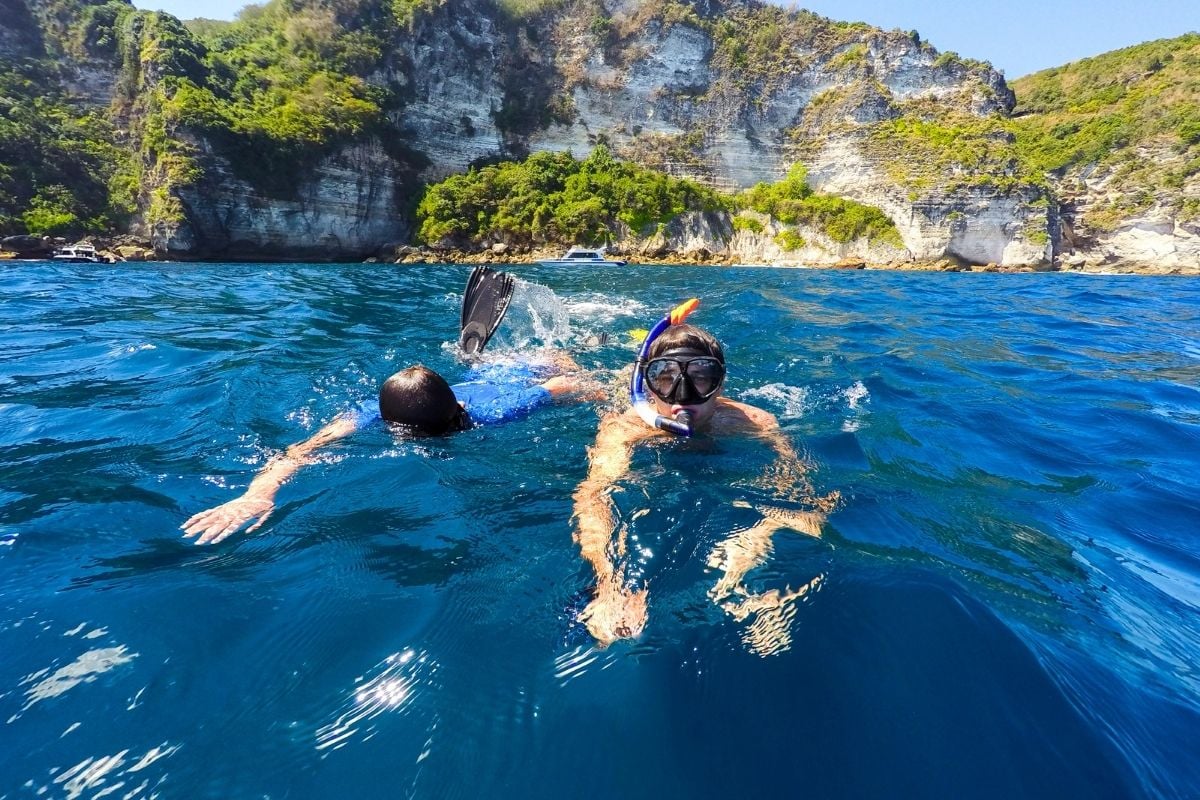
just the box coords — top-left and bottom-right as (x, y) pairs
(648, 324), (724, 363)
(378, 365), (465, 435)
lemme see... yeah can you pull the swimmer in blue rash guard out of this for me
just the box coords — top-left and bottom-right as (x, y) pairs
(183, 266), (597, 544)
(181, 357), (589, 544)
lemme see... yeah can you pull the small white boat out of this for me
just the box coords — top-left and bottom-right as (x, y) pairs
(537, 246), (626, 267)
(52, 243), (108, 263)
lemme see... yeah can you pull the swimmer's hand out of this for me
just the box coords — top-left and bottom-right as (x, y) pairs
(180, 417), (356, 544)
(579, 579), (647, 647)
(181, 491), (275, 544)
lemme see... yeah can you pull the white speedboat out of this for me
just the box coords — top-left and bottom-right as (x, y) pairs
(52, 243), (107, 263)
(537, 246), (626, 267)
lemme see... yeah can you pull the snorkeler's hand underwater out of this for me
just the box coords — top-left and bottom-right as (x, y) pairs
(181, 491), (275, 544)
(579, 579), (648, 646)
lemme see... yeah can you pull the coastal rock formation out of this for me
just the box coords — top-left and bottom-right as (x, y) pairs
(101, 0), (1051, 264)
(143, 139), (411, 260)
(724, 215), (910, 266)
(3, 0), (1197, 270)
(1052, 146), (1200, 273)
(1062, 205), (1200, 273)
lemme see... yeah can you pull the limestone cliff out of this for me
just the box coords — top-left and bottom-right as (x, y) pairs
(153, 0), (1046, 263)
(4, 0), (1196, 270)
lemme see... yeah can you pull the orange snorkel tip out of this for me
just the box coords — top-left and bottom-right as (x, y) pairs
(669, 298), (700, 326)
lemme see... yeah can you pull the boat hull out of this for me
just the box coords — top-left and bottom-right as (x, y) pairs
(536, 258), (627, 267)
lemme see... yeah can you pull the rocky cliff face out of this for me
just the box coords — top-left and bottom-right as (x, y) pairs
(0, 0), (41, 60)
(148, 0), (1045, 264)
(15, 0), (1195, 269)
(1055, 146), (1200, 273)
(391, 5), (511, 181)
(147, 139), (411, 260)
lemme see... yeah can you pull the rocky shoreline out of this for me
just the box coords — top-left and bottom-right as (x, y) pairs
(3, 236), (1196, 275)
(386, 245), (1199, 276)
(0, 234), (157, 263)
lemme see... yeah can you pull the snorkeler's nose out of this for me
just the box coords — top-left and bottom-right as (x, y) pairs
(673, 378), (699, 404)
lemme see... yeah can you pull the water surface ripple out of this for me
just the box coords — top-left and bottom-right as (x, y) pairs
(1, 263), (1197, 798)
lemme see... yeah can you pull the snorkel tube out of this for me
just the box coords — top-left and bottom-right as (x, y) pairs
(630, 298), (701, 436)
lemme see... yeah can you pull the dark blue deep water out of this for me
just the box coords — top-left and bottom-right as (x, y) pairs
(1, 262), (1198, 799)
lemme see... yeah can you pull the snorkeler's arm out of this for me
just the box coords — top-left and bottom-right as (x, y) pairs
(539, 351), (606, 402)
(720, 399), (819, 499)
(540, 374), (605, 402)
(181, 415), (358, 544)
(572, 411), (654, 645)
(571, 412), (642, 582)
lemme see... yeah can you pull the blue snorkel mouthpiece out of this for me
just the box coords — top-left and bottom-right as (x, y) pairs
(630, 299), (701, 437)
(667, 409), (694, 435)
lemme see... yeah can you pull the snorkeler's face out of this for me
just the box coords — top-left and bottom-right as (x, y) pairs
(646, 347), (724, 426)
(645, 348), (725, 402)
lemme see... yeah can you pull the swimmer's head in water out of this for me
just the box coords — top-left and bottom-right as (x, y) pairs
(379, 366), (470, 435)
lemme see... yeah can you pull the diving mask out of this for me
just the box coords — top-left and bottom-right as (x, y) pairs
(642, 348), (725, 405)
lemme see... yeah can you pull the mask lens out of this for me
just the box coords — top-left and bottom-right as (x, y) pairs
(645, 359), (683, 399)
(685, 358), (723, 395)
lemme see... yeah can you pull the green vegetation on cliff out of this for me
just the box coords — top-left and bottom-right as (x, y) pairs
(1009, 33), (1200, 226)
(150, 0), (396, 195)
(416, 145), (725, 245)
(865, 107), (1042, 195)
(416, 148), (901, 250)
(738, 164), (903, 247)
(0, 0), (424, 236)
(0, 61), (133, 236)
(0, 0), (140, 236)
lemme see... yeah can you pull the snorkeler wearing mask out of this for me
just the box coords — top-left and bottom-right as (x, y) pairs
(571, 299), (837, 649)
(629, 298), (727, 436)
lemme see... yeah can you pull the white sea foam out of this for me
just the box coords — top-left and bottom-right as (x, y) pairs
(740, 383), (813, 419)
(843, 380), (870, 410)
(496, 280), (572, 348)
(565, 294), (649, 325)
(108, 343), (156, 358)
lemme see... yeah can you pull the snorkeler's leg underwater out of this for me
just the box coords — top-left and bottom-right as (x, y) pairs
(706, 507), (826, 656)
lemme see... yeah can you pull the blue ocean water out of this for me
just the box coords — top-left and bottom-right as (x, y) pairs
(1, 261), (1197, 799)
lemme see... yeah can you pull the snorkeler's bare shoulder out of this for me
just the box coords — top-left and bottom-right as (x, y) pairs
(711, 398), (779, 433)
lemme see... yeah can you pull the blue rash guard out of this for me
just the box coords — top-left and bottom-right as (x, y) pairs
(349, 361), (552, 429)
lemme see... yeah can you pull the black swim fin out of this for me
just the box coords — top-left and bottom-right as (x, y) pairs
(459, 266), (515, 355)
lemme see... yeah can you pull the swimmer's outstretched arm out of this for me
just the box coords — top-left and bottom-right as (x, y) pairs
(181, 415), (358, 545)
(571, 411), (653, 645)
